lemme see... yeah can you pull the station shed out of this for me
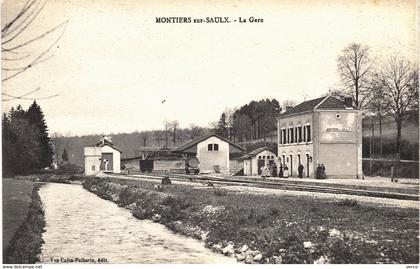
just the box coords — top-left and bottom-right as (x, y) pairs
(171, 133), (245, 174)
(239, 147), (277, 176)
(84, 136), (121, 175)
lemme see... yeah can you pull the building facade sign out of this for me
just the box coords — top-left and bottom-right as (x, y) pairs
(326, 127), (351, 132)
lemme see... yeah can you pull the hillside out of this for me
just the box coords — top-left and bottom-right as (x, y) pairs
(53, 111), (419, 167)
(53, 128), (211, 167)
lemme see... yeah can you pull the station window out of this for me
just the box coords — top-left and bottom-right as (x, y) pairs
(290, 128), (294, 143)
(298, 126), (302, 143)
(305, 125), (311, 142)
(208, 143), (219, 151)
(92, 165), (95, 171)
(282, 129), (286, 144)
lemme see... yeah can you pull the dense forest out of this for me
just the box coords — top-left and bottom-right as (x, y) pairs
(214, 99), (281, 143)
(2, 102), (53, 176)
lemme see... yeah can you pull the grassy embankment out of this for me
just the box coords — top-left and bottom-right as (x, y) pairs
(3, 178), (45, 263)
(83, 177), (419, 264)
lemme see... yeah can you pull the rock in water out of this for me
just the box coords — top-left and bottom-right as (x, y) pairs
(303, 241), (313, 248)
(314, 255), (330, 264)
(244, 255), (254, 264)
(274, 256), (283, 264)
(211, 243), (223, 253)
(162, 176), (171, 185)
(222, 243), (235, 256)
(151, 214), (161, 222)
(253, 253), (263, 262)
(125, 203), (137, 210)
(240, 244), (249, 252)
(236, 254), (245, 262)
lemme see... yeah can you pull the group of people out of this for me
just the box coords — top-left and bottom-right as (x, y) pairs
(316, 163), (327, 179)
(260, 162), (305, 178)
(260, 162), (327, 179)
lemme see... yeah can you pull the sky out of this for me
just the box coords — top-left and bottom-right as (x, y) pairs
(1, 0), (418, 136)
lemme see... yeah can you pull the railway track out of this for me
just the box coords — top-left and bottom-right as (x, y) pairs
(111, 173), (419, 201)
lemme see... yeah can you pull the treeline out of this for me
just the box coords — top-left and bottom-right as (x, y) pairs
(214, 99), (281, 143)
(333, 43), (418, 159)
(213, 43), (419, 160)
(2, 102), (53, 176)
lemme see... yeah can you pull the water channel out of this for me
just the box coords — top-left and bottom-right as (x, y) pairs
(38, 183), (234, 264)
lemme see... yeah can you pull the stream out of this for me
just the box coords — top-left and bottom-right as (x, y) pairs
(38, 183), (234, 264)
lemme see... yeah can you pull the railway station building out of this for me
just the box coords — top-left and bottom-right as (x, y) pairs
(239, 147), (277, 176)
(277, 96), (363, 179)
(84, 136), (121, 175)
(172, 133), (244, 174)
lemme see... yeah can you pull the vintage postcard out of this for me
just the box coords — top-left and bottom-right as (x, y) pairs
(1, 0), (419, 267)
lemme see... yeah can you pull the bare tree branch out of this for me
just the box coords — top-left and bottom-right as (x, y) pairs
(2, 54), (55, 81)
(2, 93), (59, 102)
(337, 43), (374, 108)
(2, 54), (30, 61)
(1, 0), (67, 101)
(2, 20), (68, 52)
(2, 87), (40, 99)
(2, 1), (48, 45)
(1, 0), (36, 36)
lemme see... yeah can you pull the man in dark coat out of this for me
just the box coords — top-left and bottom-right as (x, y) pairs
(272, 163), (278, 177)
(298, 163), (304, 178)
(278, 164), (283, 178)
(316, 164), (322, 179)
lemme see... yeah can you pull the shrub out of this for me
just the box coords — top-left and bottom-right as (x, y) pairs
(213, 188), (227, 196)
(336, 199), (358, 207)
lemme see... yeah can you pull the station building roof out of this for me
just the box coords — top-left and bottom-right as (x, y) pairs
(238, 147), (275, 160)
(278, 96), (359, 118)
(171, 133), (245, 153)
(94, 138), (122, 153)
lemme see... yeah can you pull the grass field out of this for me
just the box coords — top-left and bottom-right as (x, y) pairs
(83, 177), (419, 264)
(2, 178), (35, 251)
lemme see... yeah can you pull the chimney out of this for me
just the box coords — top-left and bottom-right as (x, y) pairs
(100, 134), (112, 144)
(344, 97), (353, 108)
(104, 135), (112, 143)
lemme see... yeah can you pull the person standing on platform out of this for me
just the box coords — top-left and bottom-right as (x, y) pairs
(298, 163), (304, 178)
(321, 163), (326, 179)
(272, 163), (278, 177)
(316, 164), (322, 179)
(278, 164), (283, 178)
(283, 165), (289, 178)
(261, 164), (271, 179)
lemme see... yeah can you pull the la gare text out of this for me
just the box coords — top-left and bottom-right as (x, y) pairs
(155, 17), (264, 24)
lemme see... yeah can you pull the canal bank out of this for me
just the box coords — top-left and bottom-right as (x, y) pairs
(3, 181), (46, 264)
(38, 182), (234, 264)
(83, 176), (419, 264)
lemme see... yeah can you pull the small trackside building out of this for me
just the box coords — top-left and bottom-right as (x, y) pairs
(171, 134), (245, 174)
(277, 96), (362, 179)
(239, 147), (277, 176)
(84, 137), (121, 175)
